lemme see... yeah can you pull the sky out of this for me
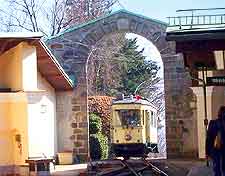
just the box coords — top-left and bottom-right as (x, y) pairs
(113, 0), (225, 78)
(114, 0), (225, 23)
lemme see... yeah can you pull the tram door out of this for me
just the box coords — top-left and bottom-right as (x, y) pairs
(145, 110), (151, 143)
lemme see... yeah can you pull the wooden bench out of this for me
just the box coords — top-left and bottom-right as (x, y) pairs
(25, 158), (54, 176)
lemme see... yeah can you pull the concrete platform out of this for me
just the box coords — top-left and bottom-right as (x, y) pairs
(153, 159), (214, 176)
(187, 165), (214, 176)
(51, 164), (87, 176)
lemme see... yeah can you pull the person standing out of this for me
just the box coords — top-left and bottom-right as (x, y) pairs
(206, 106), (225, 176)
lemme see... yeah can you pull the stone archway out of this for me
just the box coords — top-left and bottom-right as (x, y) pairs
(47, 10), (194, 161)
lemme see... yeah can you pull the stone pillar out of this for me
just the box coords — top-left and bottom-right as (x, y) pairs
(163, 53), (198, 158)
(71, 64), (89, 162)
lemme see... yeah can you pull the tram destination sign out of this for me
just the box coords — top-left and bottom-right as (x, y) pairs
(206, 76), (225, 86)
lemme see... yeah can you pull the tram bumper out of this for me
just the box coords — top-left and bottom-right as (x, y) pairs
(112, 143), (146, 157)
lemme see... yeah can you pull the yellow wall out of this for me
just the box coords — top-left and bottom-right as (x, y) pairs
(0, 93), (28, 166)
(0, 44), (23, 91)
(22, 43), (37, 91)
(0, 102), (13, 165)
(10, 99), (28, 165)
(0, 42), (37, 91)
(0, 42), (56, 168)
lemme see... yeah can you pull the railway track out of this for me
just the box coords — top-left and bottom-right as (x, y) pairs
(87, 158), (169, 176)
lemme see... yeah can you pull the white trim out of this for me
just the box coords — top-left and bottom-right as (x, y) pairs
(0, 93), (27, 103)
(0, 32), (43, 39)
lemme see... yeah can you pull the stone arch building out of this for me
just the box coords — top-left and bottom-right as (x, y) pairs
(47, 10), (197, 161)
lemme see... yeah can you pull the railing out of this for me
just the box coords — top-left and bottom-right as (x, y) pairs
(167, 8), (225, 29)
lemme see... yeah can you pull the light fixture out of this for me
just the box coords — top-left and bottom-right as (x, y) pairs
(40, 104), (47, 113)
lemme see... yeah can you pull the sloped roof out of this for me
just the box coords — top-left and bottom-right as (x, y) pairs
(112, 96), (157, 109)
(47, 9), (168, 41)
(36, 40), (74, 91)
(0, 32), (73, 91)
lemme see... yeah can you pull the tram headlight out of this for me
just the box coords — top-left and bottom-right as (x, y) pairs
(125, 134), (132, 141)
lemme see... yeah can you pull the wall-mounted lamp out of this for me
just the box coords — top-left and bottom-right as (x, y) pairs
(15, 134), (21, 143)
(15, 134), (22, 154)
(40, 104), (47, 113)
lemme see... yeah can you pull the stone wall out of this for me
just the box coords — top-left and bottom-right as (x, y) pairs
(164, 54), (198, 158)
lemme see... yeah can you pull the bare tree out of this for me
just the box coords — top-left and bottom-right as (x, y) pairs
(87, 32), (126, 96)
(0, 0), (41, 32)
(0, 0), (117, 36)
(65, 0), (117, 26)
(0, 0), (69, 35)
(44, 0), (68, 36)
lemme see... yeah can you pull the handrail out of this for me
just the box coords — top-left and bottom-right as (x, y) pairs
(167, 8), (225, 29)
(168, 14), (225, 19)
(176, 7), (225, 12)
(168, 14), (225, 28)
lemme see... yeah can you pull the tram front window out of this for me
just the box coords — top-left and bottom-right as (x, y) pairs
(117, 109), (141, 127)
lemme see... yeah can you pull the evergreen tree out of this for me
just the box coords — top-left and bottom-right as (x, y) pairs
(113, 37), (160, 95)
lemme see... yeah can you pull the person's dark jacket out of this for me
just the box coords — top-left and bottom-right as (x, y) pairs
(206, 119), (225, 157)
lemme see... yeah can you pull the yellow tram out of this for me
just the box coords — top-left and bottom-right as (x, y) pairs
(111, 95), (158, 158)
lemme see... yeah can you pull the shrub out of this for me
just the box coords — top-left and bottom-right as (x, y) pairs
(89, 135), (101, 160)
(89, 112), (109, 160)
(89, 113), (102, 134)
(97, 133), (108, 160)
(90, 133), (108, 160)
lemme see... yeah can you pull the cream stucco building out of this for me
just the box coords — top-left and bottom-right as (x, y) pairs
(0, 33), (73, 175)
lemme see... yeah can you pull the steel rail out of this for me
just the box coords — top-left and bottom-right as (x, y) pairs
(143, 159), (168, 176)
(88, 158), (169, 176)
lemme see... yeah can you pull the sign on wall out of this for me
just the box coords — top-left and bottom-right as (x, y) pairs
(206, 76), (225, 86)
